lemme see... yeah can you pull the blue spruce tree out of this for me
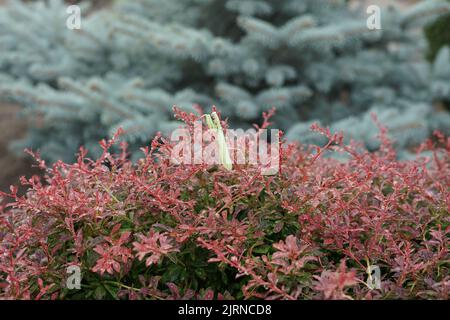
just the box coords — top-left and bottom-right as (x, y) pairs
(0, 0), (449, 162)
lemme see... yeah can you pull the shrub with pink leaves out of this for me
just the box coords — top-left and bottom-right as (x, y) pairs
(0, 108), (448, 300)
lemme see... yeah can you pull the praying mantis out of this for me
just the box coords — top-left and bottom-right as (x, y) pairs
(204, 112), (233, 171)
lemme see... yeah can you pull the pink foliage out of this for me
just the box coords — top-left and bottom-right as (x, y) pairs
(0, 108), (448, 300)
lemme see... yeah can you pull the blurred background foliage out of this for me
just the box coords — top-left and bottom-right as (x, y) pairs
(425, 0), (450, 62)
(0, 0), (449, 192)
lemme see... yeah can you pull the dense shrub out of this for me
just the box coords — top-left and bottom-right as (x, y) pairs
(0, 108), (448, 300)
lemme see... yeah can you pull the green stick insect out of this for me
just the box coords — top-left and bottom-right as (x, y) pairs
(204, 112), (233, 171)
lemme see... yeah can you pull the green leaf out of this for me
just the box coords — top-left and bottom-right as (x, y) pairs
(94, 286), (106, 299)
